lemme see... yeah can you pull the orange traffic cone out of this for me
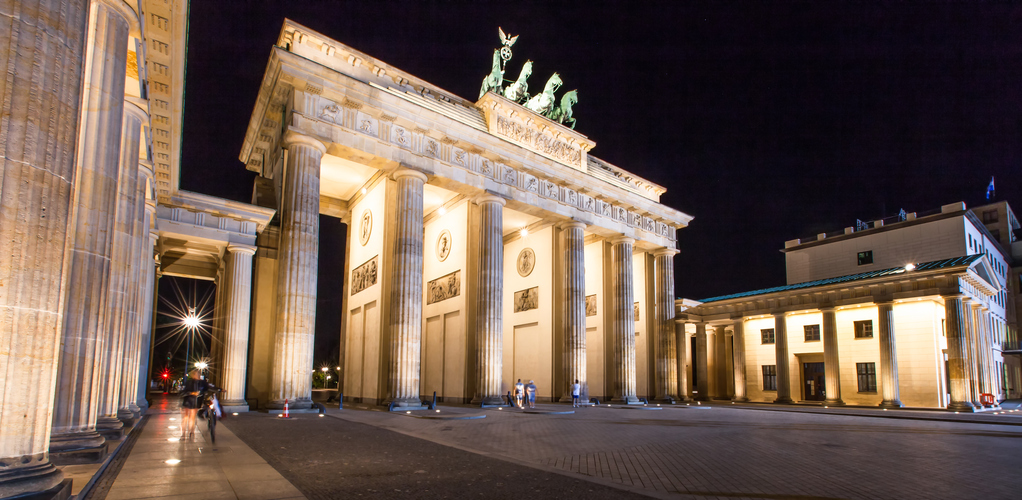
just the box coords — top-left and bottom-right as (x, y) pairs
(283, 399), (290, 418)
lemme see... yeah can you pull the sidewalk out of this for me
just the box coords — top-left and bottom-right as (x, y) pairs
(80, 394), (305, 500)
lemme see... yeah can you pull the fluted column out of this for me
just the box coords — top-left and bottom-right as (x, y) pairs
(210, 263), (226, 388)
(773, 313), (792, 403)
(269, 132), (325, 408)
(694, 322), (709, 401)
(714, 325), (727, 399)
(732, 318), (748, 402)
(675, 321), (689, 401)
(561, 222), (587, 402)
(979, 310), (997, 404)
(652, 249), (678, 403)
(944, 295), (976, 411)
(963, 300), (982, 407)
(118, 102), (150, 421)
(221, 245), (256, 410)
(971, 303), (990, 403)
(473, 195), (506, 404)
(821, 307), (843, 405)
(610, 236), (639, 404)
(135, 230), (158, 412)
(387, 169), (428, 407)
(876, 301), (903, 408)
(0, 0), (89, 496)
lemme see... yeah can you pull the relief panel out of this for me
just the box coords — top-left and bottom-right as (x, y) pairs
(427, 270), (461, 305)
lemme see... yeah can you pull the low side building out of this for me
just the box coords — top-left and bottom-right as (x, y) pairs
(678, 202), (1018, 410)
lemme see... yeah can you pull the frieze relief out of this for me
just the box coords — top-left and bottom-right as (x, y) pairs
(585, 295), (597, 317)
(427, 270), (461, 305)
(514, 287), (539, 313)
(302, 98), (679, 243)
(351, 256), (378, 295)
(495, 116), (582, 168)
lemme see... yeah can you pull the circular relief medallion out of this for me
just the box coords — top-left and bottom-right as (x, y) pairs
(359, 210), (372, 246)
(517, 248), (536, 277)
(436, 229), (452, 262)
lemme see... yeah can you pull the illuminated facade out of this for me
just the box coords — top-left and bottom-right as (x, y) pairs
(677, 202), (1020, 409)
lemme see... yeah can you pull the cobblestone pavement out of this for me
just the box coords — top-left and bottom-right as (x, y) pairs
(323, 402), (1022, 500)
(221, 412), (652, 500)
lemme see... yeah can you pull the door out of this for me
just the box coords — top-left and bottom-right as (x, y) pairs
(803, 362), (826, 401)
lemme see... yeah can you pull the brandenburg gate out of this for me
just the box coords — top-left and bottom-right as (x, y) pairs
(236, 20), (693, 409)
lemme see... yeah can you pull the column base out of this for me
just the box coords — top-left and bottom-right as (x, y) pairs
(266, 398), (313, 410)
(221, 400), (250, 413)
(732, 397), (750, 403)
(48, 431), (108, 465)
(136, 399), (149, 416)
(116, 409), (137, 428)
(96, 417), (124, 440)
(655, 396), (677, 404)
(773, 396), (794, 404)
(387, 397), (425, 408)
(947, 401), (978, 412)
(0, 462), (68, 500)
(610, 396), (642, 405)
(878, 400), (904, 409)
(822, 398), (845, 406)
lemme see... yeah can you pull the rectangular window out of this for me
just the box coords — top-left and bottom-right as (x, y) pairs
(761, 328), (775, 344)
(854, 320), (874, 339)
(804, 324), (821, 341)
(762, 365), (777, 391)
(991, 229), (1000, 241)
(856, 362), (877, 392)
(857, 250), (873, 265)
(982, 210), (998, 223)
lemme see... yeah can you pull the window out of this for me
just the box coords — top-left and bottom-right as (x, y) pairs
(857, 251), (873, 265)
(804, 324), (821, 341)
(982, 210), (998, 223)
(762, 365), (777, 391)
(856, 362), (877, 392)
(761, 328), (775, 344)
(854, 320), (873, 339)
(991, 229), (1000, 241)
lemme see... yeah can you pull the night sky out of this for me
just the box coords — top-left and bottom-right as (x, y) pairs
(171, 2), (1022, 363)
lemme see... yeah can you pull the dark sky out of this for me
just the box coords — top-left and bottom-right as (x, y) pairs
(176, 2), (1022, 361)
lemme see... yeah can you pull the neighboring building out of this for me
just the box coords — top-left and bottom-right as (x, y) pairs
(677, 201), (1018, 410)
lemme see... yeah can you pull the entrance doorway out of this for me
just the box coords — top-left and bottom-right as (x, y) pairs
(803, 362), (826, 401)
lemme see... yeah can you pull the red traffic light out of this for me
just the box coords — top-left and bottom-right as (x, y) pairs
(161, 372), (169, 379)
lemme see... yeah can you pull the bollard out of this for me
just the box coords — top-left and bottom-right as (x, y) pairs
(429, 391), (437, 410)
(338, 393), (343, 410)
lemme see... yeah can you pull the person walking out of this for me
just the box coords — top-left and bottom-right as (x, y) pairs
(572, 379), (581, 408)
(179, 370), (209, 440)
(526, 380), (537, 409)
(515, 379), (525, 409)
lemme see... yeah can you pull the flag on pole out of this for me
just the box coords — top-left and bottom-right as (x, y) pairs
(986, 176), (995, 200)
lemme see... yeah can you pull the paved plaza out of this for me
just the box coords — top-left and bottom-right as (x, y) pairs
(81, 396), (1022, 499)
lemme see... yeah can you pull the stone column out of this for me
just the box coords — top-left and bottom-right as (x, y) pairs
(0, 0), (89, 496)
(51, 34), (138, 456)
(387, 169), (428, 407)
(694, 322), (709, 401)
(135, 231), (158, 412)
(561, 222), (587, 402)
(473, 195), (505, 405)
(714, 325), (727, 399)
(210, 263), (226, 387)
(944, 295), (976, 411)
(979, 309), (997, 404)
(963, 300), (982, 407)
(221, 245), (256, 411)
(876, 301), (903, 408)
(732, 318), (748, 401)
(117, 102), (150, 422)
(821, 307), (843, 405)
(773, 313), (793, 403)
(971, 303), (990, 403)
(653, 249), (678, 403)
(610, 236), (639, 404)
(675, 321), (689, 401)
(269, 132), (325, 408)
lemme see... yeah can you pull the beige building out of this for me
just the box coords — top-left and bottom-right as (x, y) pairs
(236, 20), (692, 409)
(678, 202), (1019, 410)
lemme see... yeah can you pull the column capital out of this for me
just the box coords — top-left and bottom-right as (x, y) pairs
(558, 220), (586, 230)
(874, 300), (895, 307)
(610, 235), (635, 246)
(474, 193), (506, 207)
(653, 247), (679, 257)
(819, 305), (837, 312)
(149, 232), (159, 247)
(730, 315), (744, 323)
(943, 293), (966, 301)
(771, 311), (788, 319)
(98, 0), (142, 38)
(282, 131), (327, 154)
(227, 244), (257, 256)
(391, 167), (428, 183)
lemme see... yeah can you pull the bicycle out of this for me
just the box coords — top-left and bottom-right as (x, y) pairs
(197, 388), (223, 443)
